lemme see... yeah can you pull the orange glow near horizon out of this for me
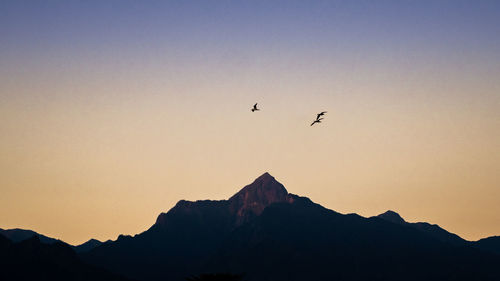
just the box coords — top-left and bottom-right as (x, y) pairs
(1, 62), (499, 244)
(1, 1), (499, 245)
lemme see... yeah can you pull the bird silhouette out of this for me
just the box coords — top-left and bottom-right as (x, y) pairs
(251, 103), (260, 112)
(316, 111), (327, 120)
(311, 118), (323, 126)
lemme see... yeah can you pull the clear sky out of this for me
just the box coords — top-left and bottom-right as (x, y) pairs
(1, 0), (499, 245)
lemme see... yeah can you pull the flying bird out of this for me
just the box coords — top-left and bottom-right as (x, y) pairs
(316, 111), (327, 120)
(251, 103), (260, 112)
(310, 118), (323, 126)
(311, 111), (327, 126)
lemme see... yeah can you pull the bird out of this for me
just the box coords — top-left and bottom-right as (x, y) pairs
(311, 118), (323, 126)
(251, 103), (260, 112)
(316, 111), (327, 120)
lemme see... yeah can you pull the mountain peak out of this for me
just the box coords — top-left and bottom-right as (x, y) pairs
(377, 210), (406, 225)
(73, 238), (102, 253)
(0, 228), (59, 244)
(256, 172), (274, 180)
(229, 173), (288, 203)
(229, 173), (293, 223)
(154, 173), (295, 228)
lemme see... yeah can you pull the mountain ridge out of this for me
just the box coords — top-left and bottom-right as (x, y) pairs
(0, 233), (133, 281)
(80, 173), (500, 281)
(3, 173), (499, 280)
(0, 228), (103, 253)
(374, 210), (467, 246)
(4, 173), (493, 246)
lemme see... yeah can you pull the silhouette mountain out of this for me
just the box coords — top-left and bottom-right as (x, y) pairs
(0, 228), (103, 253)
(473, 236), (500, 255)
(82, 173), (500, 281)
(375, 211), (466, 246)
(0, 228), (60, 245)
(0, 233), (132, 281)
(376, 210), (407, 224)
(74, 238), (103, 253)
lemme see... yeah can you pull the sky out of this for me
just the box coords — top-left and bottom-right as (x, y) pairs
(1, 0), (499, 245)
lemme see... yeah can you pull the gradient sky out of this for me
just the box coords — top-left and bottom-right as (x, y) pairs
(1, 0), (499, 245)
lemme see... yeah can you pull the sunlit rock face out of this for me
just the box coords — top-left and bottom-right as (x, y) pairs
(155, 172), (295, 228)
(228, 172), (294, 224)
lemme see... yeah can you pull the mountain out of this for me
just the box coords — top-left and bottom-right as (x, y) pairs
(84, 173), (293, 281)
(375, 210), (466, 246)
(73, 239), (103, 253)
(0, 228), (60, 244)
(83, 173), (500, 281)
(0, 234), (132, 281)
(0, 228), (102, 253)
(376, 210), (407, 224)
(473, 236), (500, 255)
(227, 172), (294, 225)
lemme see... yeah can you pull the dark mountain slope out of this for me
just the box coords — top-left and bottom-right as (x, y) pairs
(0, 234), (132, 281)
(375, 210), (466, 246)
(0, 228), (59, 244)
(212, 198), (499, 281)
(473, 236), (500, 255)
(0, 228), (102, 253)
(73, 238), (103, 253)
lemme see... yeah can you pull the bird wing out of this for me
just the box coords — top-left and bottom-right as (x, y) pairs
(254, 103), (258, 108)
